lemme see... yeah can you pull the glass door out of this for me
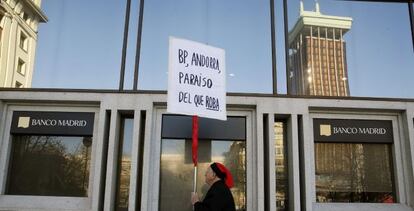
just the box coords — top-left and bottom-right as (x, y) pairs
(157, 114), (249, 211)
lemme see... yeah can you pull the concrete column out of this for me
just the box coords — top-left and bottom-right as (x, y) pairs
(3, 13), (19, 87)
(339, 29), (349, 96)
(140, 106), (155, 211)
(288, 114), (301, 211)
(91, 109), (111, 211)
(317, 27), (324, 95)
(103, 110), (121, 211)
(25, 33), (37, 87)
(300, 33), (305, 94)
(302, 114), (315, 211)
(0, 14), (13, 86)
(310, 26), (315, 95)
(256, 111), (265, 211)
(128, 110), (142, 211)
(402, 107), (414, 207)
(333, 29), (339, 96)
(267, 114), (276, 211)
(325, 28), (332, 96)
(0, 100), (5, 165)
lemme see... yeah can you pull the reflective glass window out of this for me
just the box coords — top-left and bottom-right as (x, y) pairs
(287, 1), (414, 98)
(274, 0), (288, 94)
(139, 0), (272, 93)
(6, 135), (92, 197)
(115, 117), (134, 210)
(159, 139), (246, 211)
(274, 121), (288, 210)
(315, 143), (395, 203)
(32, 1), (127, 89)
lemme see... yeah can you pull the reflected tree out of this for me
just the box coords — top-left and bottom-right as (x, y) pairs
(316, 143), (394, 203)
(7, 135), (91, 196)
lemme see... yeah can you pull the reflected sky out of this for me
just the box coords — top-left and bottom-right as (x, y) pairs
(138, 0), (272, 93)
(121, 118), (134, 156)
(32, 0), (126, 89)
(30, 1), (414, 98)
(287, 0), (414, 98)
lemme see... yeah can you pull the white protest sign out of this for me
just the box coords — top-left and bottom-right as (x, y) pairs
(167, 37), (226, 120)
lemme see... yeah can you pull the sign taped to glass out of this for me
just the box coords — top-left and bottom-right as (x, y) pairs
(11, 111), (95, 136)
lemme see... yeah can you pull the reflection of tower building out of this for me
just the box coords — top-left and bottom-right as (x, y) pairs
(288, 2), (352, 96)
(0, 0), (47, 88)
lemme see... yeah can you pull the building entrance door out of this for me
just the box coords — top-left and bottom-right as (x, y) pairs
(144, 109), (254, 211)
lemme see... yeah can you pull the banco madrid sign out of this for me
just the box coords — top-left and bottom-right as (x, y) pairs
(313, 118), (393, 143)
(11, 111), (94, 136)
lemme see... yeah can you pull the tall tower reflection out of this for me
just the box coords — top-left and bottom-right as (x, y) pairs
(288, 1), (352, 96)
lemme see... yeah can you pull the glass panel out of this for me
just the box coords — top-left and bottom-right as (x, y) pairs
(275, 0), (287, 94)
(315, 143), (395, 203)
(274, 122), (288, 210)
(159, 139), (246, 211)
(287, 1), (414, 98)
(121, 0), (141, 90)
(115, 118), (134, 210)
(32, 0), (126, 89)
(139, 0), (272, 93)
(6, 135), (92, 196)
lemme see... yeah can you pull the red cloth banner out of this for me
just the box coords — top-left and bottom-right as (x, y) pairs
(192, 115), (199, 166)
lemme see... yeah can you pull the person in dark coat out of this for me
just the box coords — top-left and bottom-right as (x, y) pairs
(191, 162), (236, 211)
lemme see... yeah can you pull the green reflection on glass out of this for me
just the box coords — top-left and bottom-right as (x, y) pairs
(159, 139), (246, 211)
(7, 135), (92, 196)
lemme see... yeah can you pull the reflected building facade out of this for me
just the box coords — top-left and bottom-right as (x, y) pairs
(1, 1), (414, 211)
(288, 2), (352, 96)
(0, 0), (46, 88)
(274, 122), (288, 211)
(6, 135), (91, 197)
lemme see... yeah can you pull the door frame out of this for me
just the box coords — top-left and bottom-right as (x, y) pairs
(143, 107), (256, 211)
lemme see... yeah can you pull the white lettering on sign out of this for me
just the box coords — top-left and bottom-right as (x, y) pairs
(168, 37), (226, 120)
(58, 120), (87, 127)
(32, 119), (57, 126)
(30, 119), (87, 127)
(333, 127), (387, 135)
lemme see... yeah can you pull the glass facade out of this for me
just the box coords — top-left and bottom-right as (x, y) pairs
(287, 0), (414, 98)
(159, 139), (246, 211)
(0, 0), (411, 97)
(6, 135), (92, 197)
(31, 0), (127, 89)
(139, 0), (272, 92)
(315, 143), (395, 203)
(1, 0), (414, 210)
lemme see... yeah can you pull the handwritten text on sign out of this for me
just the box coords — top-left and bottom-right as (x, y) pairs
(167, 37), (226, 120)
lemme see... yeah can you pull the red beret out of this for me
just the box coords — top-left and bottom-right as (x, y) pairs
(211, 162), (234, 188)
